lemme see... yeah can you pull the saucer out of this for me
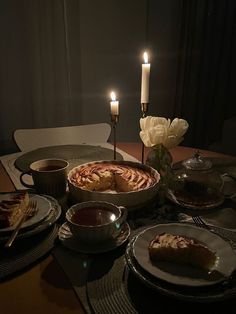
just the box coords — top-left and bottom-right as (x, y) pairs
(58, 222), (130, 254)
(166, 188), (225, 212)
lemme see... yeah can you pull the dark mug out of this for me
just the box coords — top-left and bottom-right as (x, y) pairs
(20, 159), (69, 197)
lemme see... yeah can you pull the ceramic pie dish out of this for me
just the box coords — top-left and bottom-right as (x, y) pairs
(67, 160), (160, 208)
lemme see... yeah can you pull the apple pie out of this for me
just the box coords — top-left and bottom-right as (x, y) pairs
(0, 192), (30, 228)
(70, 162), (158, 192)
(149, 232), (216, 270)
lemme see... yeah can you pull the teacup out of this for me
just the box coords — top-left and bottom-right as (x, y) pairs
(66, 201), (127, 244)
(20, 158), (69, 197)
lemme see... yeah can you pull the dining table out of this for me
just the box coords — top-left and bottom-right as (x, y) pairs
(1, 142), (236, 314)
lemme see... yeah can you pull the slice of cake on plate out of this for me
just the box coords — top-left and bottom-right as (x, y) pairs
(0, 192), (30, 228)
(149, 232), (216, 270)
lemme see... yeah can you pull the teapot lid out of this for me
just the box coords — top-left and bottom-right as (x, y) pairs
(182, 151), (212, 170)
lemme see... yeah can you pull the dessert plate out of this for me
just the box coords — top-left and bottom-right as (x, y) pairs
(125, 238), (236, 303)
(0, 195), (61, 242)
(0, 193), (51, 232)
(132, 223), (236, 287)
(58, 222), (130, 254)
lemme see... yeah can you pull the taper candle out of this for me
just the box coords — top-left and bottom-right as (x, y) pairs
(141, 52), (150, 104)
(110, 91), (119, 115)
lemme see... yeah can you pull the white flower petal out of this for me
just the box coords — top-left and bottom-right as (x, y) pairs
(139, 131), (152, 147)
(140, 116), (188, 149)
(149, 125), (168, 146)
(169, 118), (189, 137)
(153, 117), (169, 127)
(165, 135), (183, 149)
(140, 116), (153, 131)
(140, 118), (145, 131)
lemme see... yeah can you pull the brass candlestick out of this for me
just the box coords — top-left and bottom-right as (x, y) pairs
(111, 114), (119, 160)
(141, 103), (149, 164)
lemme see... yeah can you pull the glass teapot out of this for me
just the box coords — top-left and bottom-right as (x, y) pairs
(169, 151), (224, 209)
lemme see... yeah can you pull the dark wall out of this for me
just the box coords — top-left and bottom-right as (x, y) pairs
(0, 0), (235, 156)
(0, 0), (182, 155)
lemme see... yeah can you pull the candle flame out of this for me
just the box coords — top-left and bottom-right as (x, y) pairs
(143, 51), (148, 64)
(110, 91), (116, 101)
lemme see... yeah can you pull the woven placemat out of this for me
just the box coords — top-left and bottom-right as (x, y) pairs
(87, 252), (136, 314)
(14, 145), (123, 172)
(0, 225), (58, 281)
(52, 245), (93, 314)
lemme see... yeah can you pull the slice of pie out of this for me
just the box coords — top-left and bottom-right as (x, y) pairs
(148, 232), (216, 270)
(0, 192), (30, 228)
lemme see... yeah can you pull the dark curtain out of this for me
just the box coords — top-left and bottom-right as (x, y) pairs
(174, 0), (236, 150)
(0, 0), (83, 155)
(0, 0), (148, 156)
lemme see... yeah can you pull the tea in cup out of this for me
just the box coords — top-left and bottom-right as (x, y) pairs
(66, 201), (127, 244)
(20, 158), (69, 197)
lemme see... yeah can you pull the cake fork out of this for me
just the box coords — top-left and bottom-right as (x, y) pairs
(5, 200), (37, 248)
(192, 216), (211, 230)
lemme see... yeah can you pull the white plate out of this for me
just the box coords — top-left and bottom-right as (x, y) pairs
(0, 195), (61, 242)
(132, 223), (236, 287)
(0, 193), (51, 232)
(58, 222), (130, 254)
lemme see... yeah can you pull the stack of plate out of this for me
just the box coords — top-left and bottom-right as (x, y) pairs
(125, 223), (236, 302)
(0, 193), (61, 244)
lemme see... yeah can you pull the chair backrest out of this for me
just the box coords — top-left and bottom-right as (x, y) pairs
(14, 123), (111, 151)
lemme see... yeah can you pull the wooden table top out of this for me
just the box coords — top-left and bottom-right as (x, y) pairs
(0, 143), (235, 314)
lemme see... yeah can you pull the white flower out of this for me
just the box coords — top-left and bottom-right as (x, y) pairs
(140, 116), (189, 149)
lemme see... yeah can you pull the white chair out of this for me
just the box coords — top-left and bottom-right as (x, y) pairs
(14, 123), (111, 151)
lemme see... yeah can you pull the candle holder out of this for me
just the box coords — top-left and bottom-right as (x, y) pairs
(111, 114), (119, 160)
(141, 103), (149, 164)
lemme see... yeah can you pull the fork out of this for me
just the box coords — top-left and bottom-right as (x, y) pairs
(192, 216), (211, 230)
(5, 200), (37, 248)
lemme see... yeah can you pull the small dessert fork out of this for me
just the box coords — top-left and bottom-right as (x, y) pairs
(5, 200), (37, 248)
(192, 216), (211, 230)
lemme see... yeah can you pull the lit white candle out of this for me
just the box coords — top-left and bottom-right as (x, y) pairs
(141, 51), (150, 103)
(110, 91), (119, 115)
